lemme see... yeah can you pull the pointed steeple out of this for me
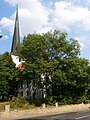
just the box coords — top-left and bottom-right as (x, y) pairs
(11, 5), (20, 53)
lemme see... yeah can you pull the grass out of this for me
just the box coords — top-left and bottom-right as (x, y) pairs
(0, 97), (40, 112)
(0, 101), (10, 112)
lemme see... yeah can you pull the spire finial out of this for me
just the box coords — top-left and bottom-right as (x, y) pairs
(16, 4), (18, 10)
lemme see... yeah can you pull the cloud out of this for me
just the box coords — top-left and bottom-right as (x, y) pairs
(19, 7), (51, 35)
(0, 29), (2, 34)
(4, 0), (51, 36)
(1, 0), (90, 46)
(0, 17), (14, 32)
(3, 35), (9, 40)
(74, 35), (90, 50)
(51, 1), (90, 31)
(3, 0), (90, 34)
(74, 37), (86, 50)
(84, 0), (90, 3)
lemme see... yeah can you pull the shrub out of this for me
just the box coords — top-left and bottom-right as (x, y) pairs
(45, 96), (55, 105)
(10, 96), (31, 109)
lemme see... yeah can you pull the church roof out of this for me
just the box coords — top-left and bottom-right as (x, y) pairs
(11, 5), (20, 53)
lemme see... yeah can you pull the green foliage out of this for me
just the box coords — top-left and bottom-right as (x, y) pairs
(28, 100), (42, 106)
(10, 96), (33, 109)
(15, 29), (90, 104)
(0, 52), (21, 101)
(1, 30), (90, 105)
(45, 96), (55, 105)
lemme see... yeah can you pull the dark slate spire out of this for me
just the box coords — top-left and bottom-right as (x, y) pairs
(11, 5), (20, 53)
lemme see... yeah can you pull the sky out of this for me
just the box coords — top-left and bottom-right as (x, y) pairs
(1, 0), (90, 60)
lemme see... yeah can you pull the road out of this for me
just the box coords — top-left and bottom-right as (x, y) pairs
(17, 110), (90, 120)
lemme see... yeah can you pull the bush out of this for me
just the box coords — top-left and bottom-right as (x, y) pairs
(28, 100), (42, 107)
(10, 96), (32, 109)
(45, 96), (55, 105)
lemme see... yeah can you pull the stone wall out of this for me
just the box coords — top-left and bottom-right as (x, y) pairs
(0, 103), (90, 120)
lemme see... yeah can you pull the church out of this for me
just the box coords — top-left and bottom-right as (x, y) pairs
(11, 6), (51, 100)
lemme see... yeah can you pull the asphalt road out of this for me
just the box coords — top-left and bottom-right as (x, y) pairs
(17, 110), (90, 120)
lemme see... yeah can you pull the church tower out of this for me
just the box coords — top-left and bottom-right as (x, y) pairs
(11, 5), (20, 53)
(11, 5), (21, 67)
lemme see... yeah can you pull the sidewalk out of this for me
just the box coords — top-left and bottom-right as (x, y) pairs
(0, 103), (90, 120)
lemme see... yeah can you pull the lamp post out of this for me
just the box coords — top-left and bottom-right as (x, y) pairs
(0, 35), (2, 38)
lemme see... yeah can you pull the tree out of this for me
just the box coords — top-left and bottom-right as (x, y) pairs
(52, 57), (90, 103)
(1, 30), (90, 104)
(15, 30), (83, 100)
(0, 52), (21, 101)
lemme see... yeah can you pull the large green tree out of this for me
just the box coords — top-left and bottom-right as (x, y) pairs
(1, 30), (90, 104)
(15, 30), (90, 103)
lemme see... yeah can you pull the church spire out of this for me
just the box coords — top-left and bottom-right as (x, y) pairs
(11, 5), (20, 53)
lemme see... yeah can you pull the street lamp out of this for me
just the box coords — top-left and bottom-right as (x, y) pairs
(0, 35), (2, 38)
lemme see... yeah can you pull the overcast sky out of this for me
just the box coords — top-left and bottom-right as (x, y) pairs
(0, 0), (90, 60)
